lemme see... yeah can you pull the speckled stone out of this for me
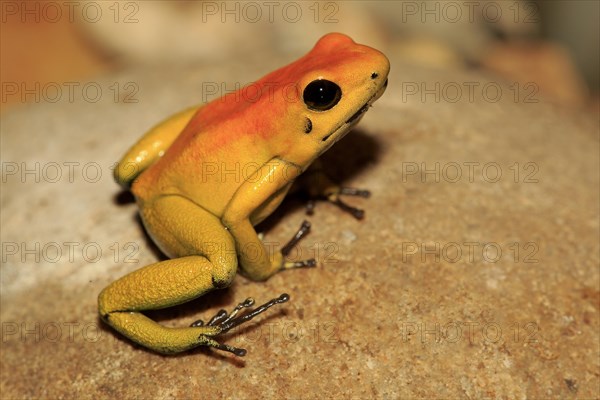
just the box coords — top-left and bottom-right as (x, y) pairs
(1, 54), (598, 399)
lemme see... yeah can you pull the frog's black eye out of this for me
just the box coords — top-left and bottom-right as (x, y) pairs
(303, 79), (342, 111)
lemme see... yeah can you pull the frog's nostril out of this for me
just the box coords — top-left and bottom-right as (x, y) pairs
(371, 72), (379, 79)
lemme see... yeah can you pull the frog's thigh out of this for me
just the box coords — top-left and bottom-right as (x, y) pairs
(98, 196), (237, 353)
(101, 195), (237, 311)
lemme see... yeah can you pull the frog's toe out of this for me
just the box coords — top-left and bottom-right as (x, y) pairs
(217, 293), (289, 334)
(199, 335), (248, 357)
(197, 294), (290, 357)
(209, 297), (255, 327)
(327, 196), (365, 220)
(277, 221), (317, 270)
(339, 186), (371, 198)
(283, 259), (316, 269)
(281, 220), (311, 256)
(305, 186), (370, 219)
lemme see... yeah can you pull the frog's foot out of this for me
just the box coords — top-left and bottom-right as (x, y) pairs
(306, 186), (370, 220)
(280, 220), (316, 270)
(190, 293), (290, 356)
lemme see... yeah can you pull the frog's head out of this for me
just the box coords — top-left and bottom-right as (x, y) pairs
(268, 32), (389, 169)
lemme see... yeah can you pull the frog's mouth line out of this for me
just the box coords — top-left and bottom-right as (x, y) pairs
(345, 103), (371, 125)
(322, 78), (388, 143)
(320, 103), (368, 143)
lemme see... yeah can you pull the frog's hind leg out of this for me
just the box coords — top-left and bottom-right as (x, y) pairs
(98, 195), (287, 355)
(99, 283), (288, 355)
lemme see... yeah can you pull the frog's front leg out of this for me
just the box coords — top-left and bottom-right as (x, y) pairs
(222, 158), (315, 281)
(301, 159), (370, 219)
(224, 217), (316, 281)
(98, 195), (288, 355)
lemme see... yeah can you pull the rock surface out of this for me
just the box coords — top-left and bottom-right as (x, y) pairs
(1, 55), (598, 398)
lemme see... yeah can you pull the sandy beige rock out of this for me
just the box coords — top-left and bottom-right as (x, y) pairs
(1, 55), (598, 398)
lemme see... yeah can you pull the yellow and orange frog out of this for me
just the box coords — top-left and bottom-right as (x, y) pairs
(99, 33), (389, 356)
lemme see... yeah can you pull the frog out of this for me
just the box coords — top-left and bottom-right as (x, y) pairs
(99, 32), (389, 356)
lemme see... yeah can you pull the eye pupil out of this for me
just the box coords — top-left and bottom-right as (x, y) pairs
(303, 79), (342, 111)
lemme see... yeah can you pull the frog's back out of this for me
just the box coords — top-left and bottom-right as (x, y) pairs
(131, 90), (287, 217)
